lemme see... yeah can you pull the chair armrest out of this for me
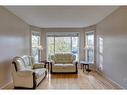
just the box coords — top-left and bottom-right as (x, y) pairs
(50, 61), (55, 65)
(16, 70), (34, 77)
(50, 61), (55, 74)
(14, 70), (36, 88)
(33, 63), (45, 69)
(73, 61), (78, 73)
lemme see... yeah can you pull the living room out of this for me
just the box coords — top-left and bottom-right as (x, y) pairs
(0, 2), (127, 94)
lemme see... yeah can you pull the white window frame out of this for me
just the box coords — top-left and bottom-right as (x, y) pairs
(85, 31), (94, 63)
(46, 32), (80, 61)
(31, 31), (41, 62)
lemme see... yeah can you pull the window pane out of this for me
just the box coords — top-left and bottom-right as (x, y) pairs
(55, 37), (71, 53)
(32, 32), (40, 62)
(85, 32), (94, 63)
(32, 48), (39, 62)
(47, 33), (79, 61)
(47, 37), (54, 61)
(32, 32), (40, 46)
(72, 37), (79, 60)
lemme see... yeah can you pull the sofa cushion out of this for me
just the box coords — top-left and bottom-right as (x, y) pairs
(29, 56), (35, 64)
(62, 64), (75, 67)
(34, 68), (46, 79)
(52, 63), (76, 73)
(32, 63), (45, 69)
(53, 63), (74, 67)
(22, 56), (30, 65)
(25, 66), (32, 70)
(54, 58), (65, 63)
(54, 53), (74, 64)
(22, 55), (33, 69)
(13, 57), (26, 71)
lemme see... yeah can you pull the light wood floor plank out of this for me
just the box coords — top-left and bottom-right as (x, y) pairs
(3, 69), (121, 89)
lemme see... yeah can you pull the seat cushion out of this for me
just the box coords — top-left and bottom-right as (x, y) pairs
(34, 68), (46, 79)
(53, 64), (64, 66)
(63, 64), (75, 67)
(52, 63), (76, 73)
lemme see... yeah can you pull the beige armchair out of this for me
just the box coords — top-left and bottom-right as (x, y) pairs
(11, 55), (47, 89)
(50, 53), (78, 74)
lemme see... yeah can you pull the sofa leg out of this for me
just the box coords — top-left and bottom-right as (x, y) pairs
(33, 72), (36, 89)
(50, 62), (53, 74)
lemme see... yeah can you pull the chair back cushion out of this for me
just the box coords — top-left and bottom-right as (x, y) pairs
(13, 57), (26, 71)
(13, 55), (35, 71)
(22, 55), (33, 66)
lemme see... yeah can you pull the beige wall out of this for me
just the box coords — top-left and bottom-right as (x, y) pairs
(96, 6), (127, 88)
(0, 7), (30, 88)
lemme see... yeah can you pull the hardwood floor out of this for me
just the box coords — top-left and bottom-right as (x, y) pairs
(4, 69), (121, 89)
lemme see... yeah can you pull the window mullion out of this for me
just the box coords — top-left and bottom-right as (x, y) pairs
(54, 36), (55, 54)
(71, 37), (72, 52)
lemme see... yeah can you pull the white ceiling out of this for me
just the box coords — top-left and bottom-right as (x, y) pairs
(5, 6), (119, 28)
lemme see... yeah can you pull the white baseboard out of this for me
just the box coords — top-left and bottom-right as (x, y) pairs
(0, 81), (13, 89)
(105, 74), (124, 89)
(96, 69), (124, 89)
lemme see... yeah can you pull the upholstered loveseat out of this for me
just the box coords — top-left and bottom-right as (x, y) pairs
(50, 53), (78, 74)
(11, 55), (47, 89)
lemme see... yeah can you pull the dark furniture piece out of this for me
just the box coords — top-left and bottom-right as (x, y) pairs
(40, 60), (50, 72)
(79, 61), (92, 72)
